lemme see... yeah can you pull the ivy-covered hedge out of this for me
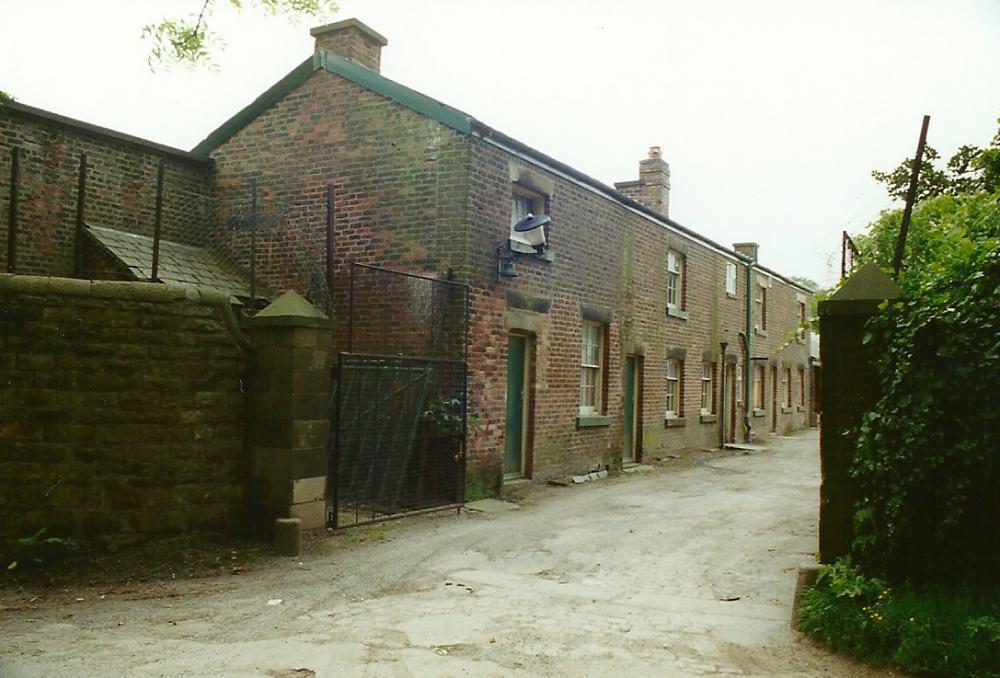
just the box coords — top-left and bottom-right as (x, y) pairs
(851, 192), (1000, 583)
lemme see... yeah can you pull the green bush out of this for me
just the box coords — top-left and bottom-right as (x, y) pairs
(851, 192), (1000, 583)
(800, 560), (1000, 677)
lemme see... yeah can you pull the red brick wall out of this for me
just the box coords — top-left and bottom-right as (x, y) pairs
(463, 140), (812, 480)
(0, 107), (212, 277)
(207, 70), (471, 336)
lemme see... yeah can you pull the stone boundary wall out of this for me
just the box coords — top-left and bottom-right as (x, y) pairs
(0, 275), (249, 547)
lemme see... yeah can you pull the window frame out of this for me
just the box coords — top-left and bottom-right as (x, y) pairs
(754, 282), (768, 331)
(510, 184), (548, 253)
(665, 358), (682, 417)
(666, 250), (684, 310)
(799, 367), (806, 406)
(579, 321), (604, 415)
(700, 361), (715, 415)
(725, 263), (737, 296)
(784, 367), (792, 407)
(753, 365), (766, 410)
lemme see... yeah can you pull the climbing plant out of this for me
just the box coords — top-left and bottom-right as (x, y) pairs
(849, 191), (1000, 583)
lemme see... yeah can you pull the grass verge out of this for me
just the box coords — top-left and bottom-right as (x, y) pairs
(798, 559), (1000, 677)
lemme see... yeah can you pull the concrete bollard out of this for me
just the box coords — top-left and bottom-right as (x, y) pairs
(274, 517), (302, 557)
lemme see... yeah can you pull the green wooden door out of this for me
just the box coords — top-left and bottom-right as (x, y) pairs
(505, 336), (526, 476)
(624, 356), (636, 463)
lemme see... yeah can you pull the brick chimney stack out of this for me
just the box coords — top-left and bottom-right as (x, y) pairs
(311, 18), (388, 72)
(733, 242), (760, 262)
(614, 146), (671, 218)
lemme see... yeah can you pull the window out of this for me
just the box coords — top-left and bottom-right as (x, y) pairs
(700, 362), (715, 414)
(510, 186), (546, 252)
(665, 358), (682, 417)
(753, 365), (766, 410)
(666, 251), (684, 309)
(754, 283), (768, 330)
(799, 367), (806, 406)
(797, 300), (807, 339)
(579, 322), (604, 414)
(725, 263), (737, 296)
(784, 368), (792, 407)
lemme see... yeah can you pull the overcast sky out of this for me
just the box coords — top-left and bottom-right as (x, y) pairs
(3, 0), (999, 286)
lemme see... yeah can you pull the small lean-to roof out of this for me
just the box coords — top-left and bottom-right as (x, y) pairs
(192, 47), (810, 293)
(86, 224), (267, 301)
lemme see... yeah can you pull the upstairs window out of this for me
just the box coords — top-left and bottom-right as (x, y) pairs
(754, 283), (768, 331)
(579, 321), (605, 415)
(510, 186), (548, 254)
(799, 367), (806, 406)
(784, 368), (792, 407)
(725, 263), (737, 296)
(665, 358), (682, 417)
(700, 362), (715, 414)
(797, 300), (808, 339)
(667, 251), (684, 309)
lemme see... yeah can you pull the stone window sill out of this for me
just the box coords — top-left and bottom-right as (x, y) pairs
(664, 415), (687, 428)
(781, 406), (794, 414)
(726, 292), (738, 300)
(666, 306), (689, 321)
(752, 409), (766, 418)
(699, 413), (718, 424)
(796, 405), (807, 412)
(577, 414), (613, 428)
(509, 240), (556, 262)
(753, 327), (768, 337)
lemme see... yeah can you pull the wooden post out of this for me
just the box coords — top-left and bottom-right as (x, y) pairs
(892, 115), (931, 278)
(73, 153), (88, 277)
(150, 160), (165, 282)
(6, 147), (19, 273)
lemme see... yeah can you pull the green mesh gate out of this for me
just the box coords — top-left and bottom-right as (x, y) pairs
(327, 265), (469, 528)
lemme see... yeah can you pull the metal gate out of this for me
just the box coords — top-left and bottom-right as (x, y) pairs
(327, 264), (469, 528)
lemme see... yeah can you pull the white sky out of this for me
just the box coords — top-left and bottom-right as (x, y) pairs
(2, 0), (999, 287)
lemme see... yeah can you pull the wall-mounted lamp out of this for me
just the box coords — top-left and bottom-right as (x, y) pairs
(496, 243), (518, 280)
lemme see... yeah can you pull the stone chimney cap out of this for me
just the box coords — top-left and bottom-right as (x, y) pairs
(310, 18), (388, 46)
(648, 146), (662, 159)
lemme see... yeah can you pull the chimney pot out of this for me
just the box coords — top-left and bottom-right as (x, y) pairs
(648, 146), (661, 159)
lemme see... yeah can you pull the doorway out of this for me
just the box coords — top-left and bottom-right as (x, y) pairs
(504, 334), (532, 478)
(726, 363), (737, 443)
(623, 355), (642, 464)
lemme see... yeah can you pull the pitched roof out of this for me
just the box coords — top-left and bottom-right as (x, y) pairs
(193, 47), (811, 294)
(86, 224), (267, 301)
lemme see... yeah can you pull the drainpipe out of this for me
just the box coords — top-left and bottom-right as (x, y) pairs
(742, 258), (756, 442)
(719, 338), (728, 448)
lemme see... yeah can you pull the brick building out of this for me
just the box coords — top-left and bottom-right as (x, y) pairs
(0, 18), (812, 490)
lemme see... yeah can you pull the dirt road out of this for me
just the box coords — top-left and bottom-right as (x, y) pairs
(1, 430), (889, 677)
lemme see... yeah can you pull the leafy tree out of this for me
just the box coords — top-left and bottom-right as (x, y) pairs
(143, 0), (338, 70)
(872, 120), (1000, 201)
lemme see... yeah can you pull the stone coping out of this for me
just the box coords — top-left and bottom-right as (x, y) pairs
(0, 273), (230, 306)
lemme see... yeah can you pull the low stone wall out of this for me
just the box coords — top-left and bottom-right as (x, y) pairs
(0, 274), (249, 547)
